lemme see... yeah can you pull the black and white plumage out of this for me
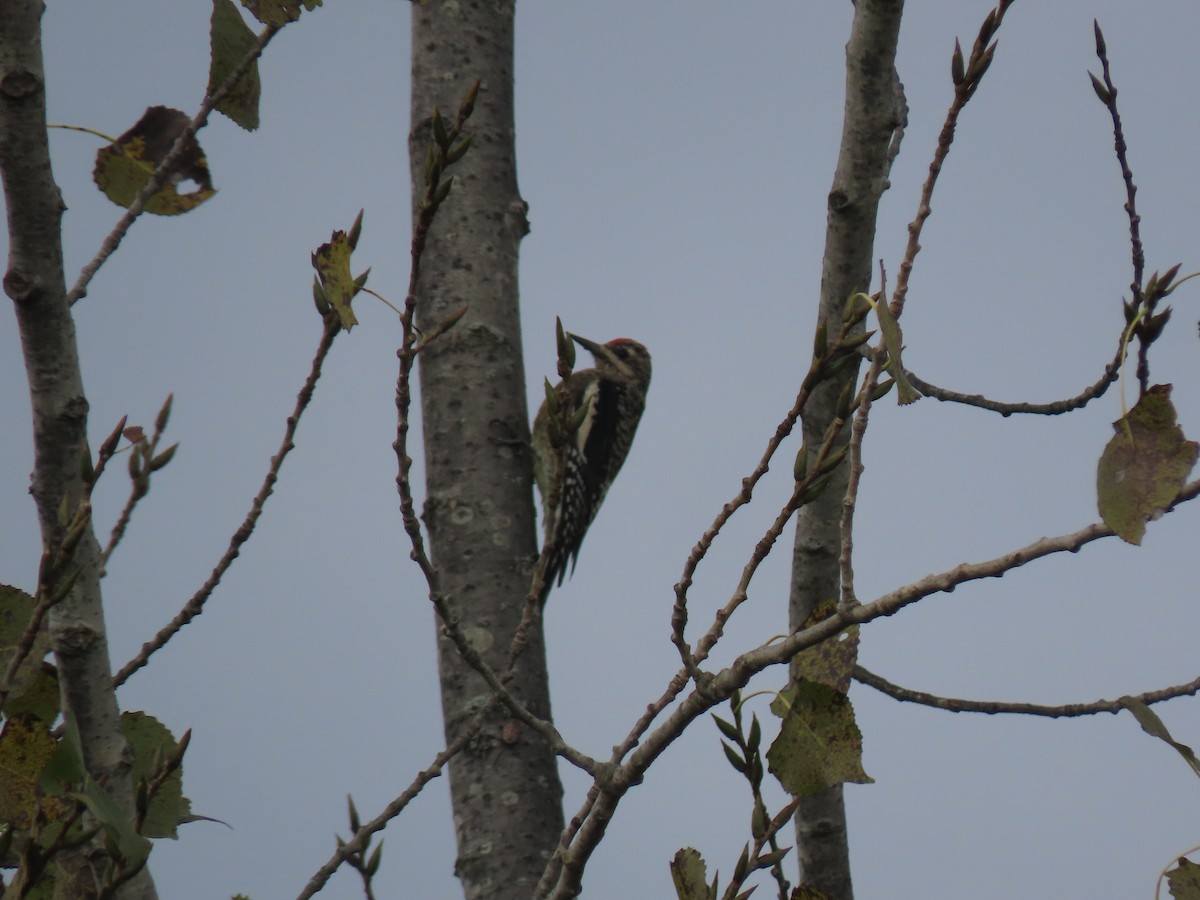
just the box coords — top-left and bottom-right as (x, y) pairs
(531, 334), (652, 600)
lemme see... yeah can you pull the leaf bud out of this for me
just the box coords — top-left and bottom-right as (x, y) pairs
(818, 445), (848, 476)
(81, 443), (96, 486)
(838, 329), (875, 353)
(445, 134), (473, 164)
(347, 209), (364, 251)
(870, 377), (896, 402)
(312, 277), (331, 316)
(751, 799), (769, 841)
(149, 442), (179, 472)
(836, 379), (855, 420)
(155, 394), (174, 433)
(459, 78), (481, 119)
(556, 317), (576, 370)
(793, 443), (809, 482)
(432, 108), (448, 149)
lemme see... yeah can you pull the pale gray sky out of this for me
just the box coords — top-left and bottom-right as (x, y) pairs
(3, 2), (1200, 898)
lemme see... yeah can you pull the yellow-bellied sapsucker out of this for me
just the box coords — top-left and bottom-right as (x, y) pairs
(532, 334), (652, 600)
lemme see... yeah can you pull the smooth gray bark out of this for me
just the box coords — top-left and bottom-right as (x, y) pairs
(408, 3), (564, 899)
(789, 2), (906, 898)
(0, 1), (157, 897)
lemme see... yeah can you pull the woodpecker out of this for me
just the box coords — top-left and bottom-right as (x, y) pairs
(531, 334), (652, 600)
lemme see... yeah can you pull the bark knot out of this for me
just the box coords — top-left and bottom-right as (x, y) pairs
(1, 68), (40, 99)
(4, 268), (36, 303)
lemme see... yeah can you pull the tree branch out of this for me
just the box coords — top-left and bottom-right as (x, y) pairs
(114, 319), (339, 687)
(67, 22), (282, 305)
(853, 665), (1200, 718)
(541, 476), (1200, 896)
(904, 345), (1121, 415)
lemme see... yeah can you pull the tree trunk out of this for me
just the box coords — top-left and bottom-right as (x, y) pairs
(408, 3), (565, 898)
(0, 1), (157, 897)
(789, 2), (906, 898)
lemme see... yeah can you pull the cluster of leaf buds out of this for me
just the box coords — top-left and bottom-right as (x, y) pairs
(950, 0), (1013, 101)
(423, 79), (480, 208)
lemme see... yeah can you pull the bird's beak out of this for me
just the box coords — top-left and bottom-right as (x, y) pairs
(568, 333), (604, 356)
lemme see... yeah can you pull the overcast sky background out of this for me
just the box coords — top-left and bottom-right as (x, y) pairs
(3, 1), (1200, 898)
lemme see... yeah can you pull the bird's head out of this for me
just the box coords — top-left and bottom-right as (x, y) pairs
(571, 334), (652, 385)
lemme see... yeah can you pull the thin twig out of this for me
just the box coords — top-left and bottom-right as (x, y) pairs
(0, 416), (126, 705)
(432, 592), (600, 774)
(540, 476), (1200, 896)
(722, 797), (802, 900)
(839, 351), (884, 610)
(1090, 21), (1144, 304)
(101, 393), (175, 575)
(295, 727), (474, 900)
(703, 458), (820, 663)
(892, 0), (1014, 318)
(68, 24), (282, 305)
(511, 328), (575, 671)
(853, 665), (1200, 718)
(670, 313), (866, 669)
(0, 592), (54, 709)
(837, 268), (891, 611)
(392, 83), (595, 770)
(905, 345), (1122, 415)
(114, 320), (339, 687)
(543, 318), (871, 887)
(1090, 20), (1157, 398)
(539, 388), (858, 897)
(392, 89), (479, 595)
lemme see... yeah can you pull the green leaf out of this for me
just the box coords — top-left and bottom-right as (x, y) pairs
(1097, 384), (1198, 544)
(670, 847), (714, 900)
(3, 662), (59, 723)
(72, 776), (151, 870)
(1120, 697), (1200, 779)
(93, 106), (216, 215)
(311, 217), (367, 331)
(864, 294), (920, 404)
(40, 713), (87, 792)
(241, 0), (322, 26)
(793, 601), (859, 695)
(209, 0), (262, 130)
(0, 585), (55, 715)
(1165, 857), (1200, 900)
(122, 711), (193, 839)
(766, 682), (872, 797)
(0, 715), (56, 829)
